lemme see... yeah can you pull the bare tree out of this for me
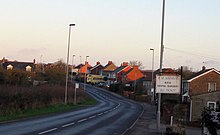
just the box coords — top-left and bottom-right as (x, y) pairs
(129, 60), (144, 69)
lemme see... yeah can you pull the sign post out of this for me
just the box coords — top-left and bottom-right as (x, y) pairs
(74, 83), (79, 105)
(156, 74), (181, 132)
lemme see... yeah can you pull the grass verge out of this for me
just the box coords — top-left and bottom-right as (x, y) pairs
(0, 97), (96, 122)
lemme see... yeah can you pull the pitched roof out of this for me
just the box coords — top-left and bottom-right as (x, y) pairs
(2, 61), (35, 70)
(90, 63), (103, 71)
(186, 68), (220, 82)
(123, 66), (144, 82)
(78, 62), (92, 74)
(113, 66), (126, 74)
(103, 61), (117, 72)
(75, 64), (84, 69)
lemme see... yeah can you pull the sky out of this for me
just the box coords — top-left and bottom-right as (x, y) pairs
(0, 0), (219, 71)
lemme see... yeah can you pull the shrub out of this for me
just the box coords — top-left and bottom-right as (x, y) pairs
(0, 84), (88, 115)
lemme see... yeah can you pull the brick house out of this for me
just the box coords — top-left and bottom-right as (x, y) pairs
(77, 62), (92, 81)
(102, 61), (117, 85)
(90, 61), (104, 75)
(112, 62), (132, 83)
(141, 70), (153, 95)
(122, 65), (144, 84)
(182, 67), (220, 121)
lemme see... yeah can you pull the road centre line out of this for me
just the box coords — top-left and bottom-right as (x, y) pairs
(77, 118), (87, 123)
(104, 110), (109, 113)
(97, 113), (103, 116)
(89, 115), (97, 119)
(62, 122), (75, 128)
(38, 128), (57, 135)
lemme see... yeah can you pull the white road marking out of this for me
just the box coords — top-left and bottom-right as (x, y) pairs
(97, 113), (103, 116)
(77, 118), (87, 123)
(38, 128), (57, 135)
(62, 122), (75, 128)
(89, 115), (97, 119)
(104, 111), (109, 114)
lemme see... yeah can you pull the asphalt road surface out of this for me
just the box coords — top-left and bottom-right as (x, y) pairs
(0, 85), (143, 135)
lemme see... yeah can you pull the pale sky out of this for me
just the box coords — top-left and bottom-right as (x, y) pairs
(0, 0), (219, 71)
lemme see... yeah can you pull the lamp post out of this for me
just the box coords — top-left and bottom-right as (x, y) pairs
(84, 56), (89, 91)
(71, 55), (75, 83)
(79, 56), (82, 64)
(150, 48), (155, 102)
(65, 23), (75, 104)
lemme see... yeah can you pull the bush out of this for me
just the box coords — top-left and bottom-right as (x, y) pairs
(201, 107), (218, 135)
(0, 84), (88, 115)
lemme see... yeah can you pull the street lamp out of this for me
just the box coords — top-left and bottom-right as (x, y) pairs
(84, 56), (89, 91)
(65, 23), (75, 104)
(150, 48), (155, 102)
(71, 55), (75, 82)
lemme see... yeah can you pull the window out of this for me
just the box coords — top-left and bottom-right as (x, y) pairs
(208, 82), (216, 92)
(26, 65), (32, 72)
(207, 101), (216, 111)
(7, 64), (13, 70)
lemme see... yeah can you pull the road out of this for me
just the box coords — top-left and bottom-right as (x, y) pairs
(0, 85), (143, 135)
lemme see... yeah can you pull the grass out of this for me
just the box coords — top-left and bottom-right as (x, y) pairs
(0, 97), (97, 122)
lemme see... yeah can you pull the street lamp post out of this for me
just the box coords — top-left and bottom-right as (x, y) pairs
(84, 56), (89, 91)
(150, 48), (155, 102)
(65, 24), (75, 104)
(71, 55), (75, 83)
(79, 56), (82, 64)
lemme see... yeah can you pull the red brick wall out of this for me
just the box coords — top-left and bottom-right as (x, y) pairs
(190, 71), (220, 95)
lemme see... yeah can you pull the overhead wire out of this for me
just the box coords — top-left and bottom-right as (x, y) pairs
(164, 47), (220, 61)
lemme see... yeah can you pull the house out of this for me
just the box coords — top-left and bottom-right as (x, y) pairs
(73, 63), (84, 75)
(141, 70), (153, 95)
(78, 62), (92, 74)
(102, 61), (117, 85)
(1, 58), (35, 72)
(182, 67), (220, 121)
(90, 61), (104, 75)
(112, 62), (132, 83)
(122, 65), (144, 84)
(77, 62), (92, 81)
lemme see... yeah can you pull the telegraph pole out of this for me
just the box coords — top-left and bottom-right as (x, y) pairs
(157, 0), (165, 132)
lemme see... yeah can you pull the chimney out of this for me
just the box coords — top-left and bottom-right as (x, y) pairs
(85, 61), (89, 65)
(122, 62), (128, 66)
(33, 59), (36, 64)
(108, 61), (112, 64)
(202, 66), (206, 71)
(96, 61), (100, 65)
(2, 57), (6, 63)
(133, 65), (139, 70)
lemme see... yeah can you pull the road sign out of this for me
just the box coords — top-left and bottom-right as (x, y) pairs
(75, 83), (79, 88)
(156, 75), (181, 94)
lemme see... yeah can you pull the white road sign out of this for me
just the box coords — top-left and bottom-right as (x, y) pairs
(75, 83), (79, 89)
(156, 75), (181, 94)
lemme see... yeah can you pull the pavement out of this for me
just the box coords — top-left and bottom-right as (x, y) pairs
(124, 102), (202, 135)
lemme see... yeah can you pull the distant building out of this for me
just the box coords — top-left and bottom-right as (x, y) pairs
(141, 70), (153, 95)
(0, 57), (35, 72)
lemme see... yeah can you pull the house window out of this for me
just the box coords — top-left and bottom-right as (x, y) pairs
(208, 82), (216, 92)
(207, 101), (216, 111)
(7, 64), (13, 70)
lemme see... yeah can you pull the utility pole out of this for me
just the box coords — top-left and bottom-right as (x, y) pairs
(157, 0), (165, 132)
